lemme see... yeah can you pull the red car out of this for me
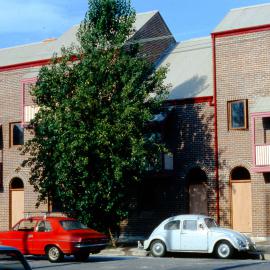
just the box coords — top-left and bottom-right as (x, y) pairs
(0, 216), (108, 262)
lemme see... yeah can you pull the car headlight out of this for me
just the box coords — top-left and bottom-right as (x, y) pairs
(236, 238), (246, 248)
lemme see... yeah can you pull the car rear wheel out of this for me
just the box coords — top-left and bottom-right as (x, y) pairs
(46, 246), (64, 262)
(74, 251), (89, 261)
(150, 240), (166, 257)
(215, 241), (234, 259)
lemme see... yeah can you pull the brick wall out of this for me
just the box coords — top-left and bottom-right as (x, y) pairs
(119, 100), (216, 241)
(215, 30), (270, 236)
(132, 12), (176, 63)
(0, 67), (48, 230)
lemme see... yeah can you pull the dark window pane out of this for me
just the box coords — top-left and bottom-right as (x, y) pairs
(231, 101), (245, 128)
(231, 167), (250, 180)
(13, 124), (24, 145)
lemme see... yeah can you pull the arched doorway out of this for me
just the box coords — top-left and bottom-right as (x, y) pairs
(10, 178), (24, 228)
(187, 168), (208, 215)
(231, 167), (252, 233)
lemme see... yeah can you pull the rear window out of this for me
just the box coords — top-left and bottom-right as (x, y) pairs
(164, 220), (180, 230)
(60, 220), (88, 230)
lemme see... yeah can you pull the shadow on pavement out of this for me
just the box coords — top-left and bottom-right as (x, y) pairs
(164, 251), (263, 260)
(27, 254), (137, 264)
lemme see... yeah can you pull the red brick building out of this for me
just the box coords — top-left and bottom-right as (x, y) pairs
(1, 4), (270, 241)
(0, 11), (175, 231)
(212, 4), (270, 239)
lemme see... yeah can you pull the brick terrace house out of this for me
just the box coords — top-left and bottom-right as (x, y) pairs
(0, 11), (175, 230)
(125, 3), (270, 241)
(212, 4), (270, 239)
(1, 3), (270, 241)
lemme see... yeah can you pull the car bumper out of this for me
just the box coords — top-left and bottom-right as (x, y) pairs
(73, 242), (108, 253)
(238, 243), (256, 252)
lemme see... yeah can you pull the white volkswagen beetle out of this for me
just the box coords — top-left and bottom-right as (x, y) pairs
(143, 215), (256, 259)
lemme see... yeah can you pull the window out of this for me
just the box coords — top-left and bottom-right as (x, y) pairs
(164, 220), (180, 230)
(183, 220), (197, 231)
(36, 221), (52, 232)
(13, 219), (35, 232)
(228, 100), (248, 130)
(60, 220), (87, 230)
(10, 123), (24, 146)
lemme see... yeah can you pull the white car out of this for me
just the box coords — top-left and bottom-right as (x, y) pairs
(143, 215), (256, 259)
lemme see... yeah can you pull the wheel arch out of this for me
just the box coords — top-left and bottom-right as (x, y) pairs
(210, 238), (238, 253)
(146, 237), (167, 251)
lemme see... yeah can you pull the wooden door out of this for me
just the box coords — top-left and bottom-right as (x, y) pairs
(11, 189), (24, 227)
(231, 181), (252, 233)
(189, 184), (208, 215)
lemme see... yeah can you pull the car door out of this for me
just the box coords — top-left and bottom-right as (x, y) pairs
(6, 219), (36, 254)
(180, 219), (208, 251)
(163, 220), (181, 251)
(29, 220), (53, 255)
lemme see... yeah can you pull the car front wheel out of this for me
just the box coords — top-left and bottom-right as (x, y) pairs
(46, 246), (64, 262)
(150, 240), (166, 257)
(215, 241), (234, 259)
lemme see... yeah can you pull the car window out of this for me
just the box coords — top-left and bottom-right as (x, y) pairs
(60, 220), (88, 230)
(0, 251), (29, 270)
(204, 218), (218, 228)
(164, 220), (180, 230)
(13, 220), (35, 232)
(36, 221), (52, 232)
(183, 220), (197, 231)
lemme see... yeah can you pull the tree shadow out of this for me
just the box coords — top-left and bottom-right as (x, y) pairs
(118, 75), (229, 242)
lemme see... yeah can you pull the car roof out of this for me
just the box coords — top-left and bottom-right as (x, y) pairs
(163, 214), (210, 222)
(25, 216), (75, 221)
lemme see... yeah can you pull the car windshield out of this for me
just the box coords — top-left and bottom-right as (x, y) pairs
(204, 218), (218, 228)
(0, 252), (26, 270)
(60, 220), (88, 230)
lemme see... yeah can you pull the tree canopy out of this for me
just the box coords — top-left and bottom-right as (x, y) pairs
(22, 0), (168, 233)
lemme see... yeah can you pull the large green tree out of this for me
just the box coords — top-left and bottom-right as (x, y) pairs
(22, 0), (168, 234)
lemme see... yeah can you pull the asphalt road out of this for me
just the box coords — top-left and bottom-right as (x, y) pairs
(26, 255), (270, 270)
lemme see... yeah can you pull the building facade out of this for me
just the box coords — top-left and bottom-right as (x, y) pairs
(1, 4), (270, 240)
(0, 11), (175, 231)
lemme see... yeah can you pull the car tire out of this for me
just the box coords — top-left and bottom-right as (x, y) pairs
(214, 241), (234, 259)
(46, 246), (64, 262)
(74, 251), (89, 261)
(150, 240), (166, 257)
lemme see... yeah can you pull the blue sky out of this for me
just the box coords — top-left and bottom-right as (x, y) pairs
(1, 0), (270, 49)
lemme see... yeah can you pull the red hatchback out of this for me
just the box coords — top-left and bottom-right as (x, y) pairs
(0, 216), (108, 262)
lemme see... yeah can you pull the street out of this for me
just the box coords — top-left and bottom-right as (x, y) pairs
(26, 255), (270, 270)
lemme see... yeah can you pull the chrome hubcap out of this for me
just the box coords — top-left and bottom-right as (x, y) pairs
(218, 244), (230, 258)
(49, 247), (59, 260)
(153, 243), (163, 255)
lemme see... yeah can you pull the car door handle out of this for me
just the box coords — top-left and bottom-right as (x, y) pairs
(28, 234), (33, 238)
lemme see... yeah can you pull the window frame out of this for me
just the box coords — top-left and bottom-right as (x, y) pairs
(227, 99), (248, 130)
(164, 220), (180, 230)
(182, 220), (198, 231)
(9, 122), (24, 147)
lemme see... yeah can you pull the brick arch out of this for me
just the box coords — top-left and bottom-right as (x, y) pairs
(182, 163), (212, 179)
(227, 160), (253, 173)
(5, 172), (28, 189)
